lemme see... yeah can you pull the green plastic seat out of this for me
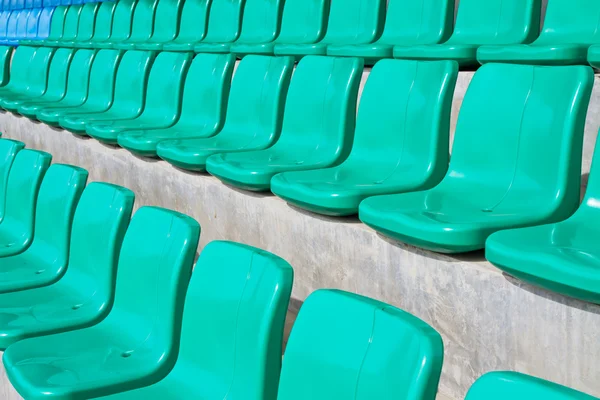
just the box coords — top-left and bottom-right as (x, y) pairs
(44, 5), (83, 47)
(157, 55), (293, 171)
(207, 56), (362, 191)
(0, 47), (36, 98)
(0, 46), (13, 87)
(57, 3), (100, 48)
(0, 139), (25, 224)
(19, 6), (67, 47)
(0, 164), (87, 295)
(466, 372), (598, 400)
(4, 206), (200, 399)
(229, 0), (285, 56)
(0, 149), (52, 258)
(327, 0), (454, 64)
(277, 289), (444, 400)
(59, 51), (155, 135)
(99, 240), (293, 400)
(588, 46), (600, 68)
(72, 2), (117, 48)
(192, 0), (244, 54)
(85, 0), (136, 49)
(36, 50), (123, 126)
(87, 52), (192, 144)
(118, 53), (234, 157)
(271, 59), (458, 217)
(394, 0), (541, 67)
(359, 63), (593, 254)
(31, 49), (97, 126)
(134, 0), (184, 50)
(112, 0), (159, 50)
(0, 182), (133, 348)
(274, 0), (385, 58)
(479, 0), (600, 66)
(161, 0), (210, 52)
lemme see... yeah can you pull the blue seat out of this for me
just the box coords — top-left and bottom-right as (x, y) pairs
(49, 0), (59, 6)
(10, 0), (24, 10)
(24, 0), (33, 8)
(32, 0), (40, 7)
(14, 9), (31, 42)
(0, 11), (12, 40)
(24, 7), (40, 39)
(34, 6), (52, 39)
(1, 11), (19, 44)
(2, 0), (9, 10)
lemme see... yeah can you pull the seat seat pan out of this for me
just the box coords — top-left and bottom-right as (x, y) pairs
(162, 41), (197, 52)
(134, 42), (165, 51)
(112, 41), (139, 50)
(327, 43), (394, 63)
(193, 42), (231, 53)
(230, 42), (275, 56)
(0, 224), (29, 257)
(274, 43), (328, 57)
(393, 43), (478, 66)
(86, 123), (130, 144)
(477, 43), (590, 65)
(92, 41), (117, 49)
(0, 253), (63, 294)
(117, 128), (209, 157)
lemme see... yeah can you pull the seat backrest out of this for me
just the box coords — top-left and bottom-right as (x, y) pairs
(171, 241), (293, 400)
(9, 0), (23, 11)
(14, 9), (31, 40)
(89, 1), (116, 42)
(108, 0), (135, 42)
(278, 290), (444, 400)
(32, 0), (41, 7)
(221, 55), (294, 145)
(128, 0), (159, 41)
(275, 0), (329, 44)
(149, 0), (183, 42)
(111, 50), (155, 115)
(0, 45), (13, 85)
(27, 164), (87, 279)
(23, 45), (54, 93)
(536, 0), (600, 45)
(202, 0), (244, 43)
(84, 49), (123, 109)
(2, 0), (9, 10)
(24, 7), (40, 39)
(236, 0), (284, 43)
(320, 0), (385, 45)
(61, 5), (83, 41)
(49, 0), (60, 6)
(0, 139), (24, 223)
(0, 11), (12, 38)
(43, 47), (75, 99)
(347, 59), (458, 187)
(275, 56), (363, 160)
(466, 372), (598, 400)
(24, 0), (33, 8)
(45, 5), (66, 40)
(377, 0), (454, 45)
(36, 7), (54, 39)
(5, 11), (19, 39)
(73, 2), (99, 41)
(101, 206), (200, 365)
(62, 48), (96, 102)
(448, 0), (541, 45)
(176, 53), (234, 131)
(5, 46), (36, 89)
(449, 64), (593, 217)
(59, 182), (134, 308)
(174, 0), (209, 43)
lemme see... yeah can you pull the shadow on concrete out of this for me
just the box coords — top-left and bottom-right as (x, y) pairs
(224, 183), (275, 199)
(283, 297), (304, 352)
(287, 203), (362, 225)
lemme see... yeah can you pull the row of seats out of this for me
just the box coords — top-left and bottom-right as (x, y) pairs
(19, 0), (600, 66)
(0, 7), (53, 44)
(1, 0), (101, 10)
(2, 44), (600, 305)
(0, 137), (592, 399)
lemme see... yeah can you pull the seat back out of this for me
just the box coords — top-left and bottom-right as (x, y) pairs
(171, 241), (293, 400)
(9, 0), (22, 10)
(320, 0), (385, 45)
(127, 0), (159, 42)
(14, 9), (31, 40)
(0, 11), (11, 38)
(466, 372), (598, 400)
(24, 7), (40, 39)
(536, 0), (600, 45)
(448, 0), (541, 45)
(449, 63), (592, 218)
(101, 206), (200, 366)
(5, 11), (19, 40)
(275, 0), (329, 44)
(89, 1), (116, 42)
(0, 139), (24, 222)
(202, 0), (244, 43)
(27, 164), (87, 279)
(0, 45), (13, 85)
(21, 45), (54, 95)
(84, 49), (123, 109)
(236, 0), (284, 44)
(107, 0), (135, 42)
(176, 53), (234, 131)
(61, 5), (83, 41)
(5, 46), (36, 90)
(221, 55), (293, 146)
(278, 290), (444, 400)
(72, 2), (99, 41)
(59, 182), (134, 309)
(275, 56), (362, 161)
(110, 50), (155, 116)
(148, 0), (183, 42)
(378, 0), (454, 45)
(174, 0), (209, 43)
(347, 59), (458, 188)
(24, 0), (33, 7)
(61, 48), (96, 103)
(43, 47), (75, 100)
(35, 7), (53, 39)
(45, 5), (66, 41)
(32, 0), (41, 7)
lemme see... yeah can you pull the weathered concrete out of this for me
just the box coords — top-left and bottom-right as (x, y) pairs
(0, 69), (599, 400)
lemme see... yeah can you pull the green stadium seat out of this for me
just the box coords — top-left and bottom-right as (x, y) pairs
(19, 5), (66, 46)
(118, 53), (235, 157)
(394, 0), (541, 67)
(206, 56), (362, 191)
(359, 63), (593, 253)
(59, 50), (155, 135)
(479, 0), (600, 66)
(98, 241), (293, 400)
(274, 0), (385, 58)
(135, 0), (184, 50)
(229, 0), (285, 56)
(0, 46), (12, 87)
(57, 2), (100, 47)
(0, 149), (51, 257)
(3, 49), (75, 114)
(86, 0), (136, 49)
(0, 139), (25, 223)
(71, 1), (117, 48)
(271, 59), (458, 217)
(0, 164), (87, 295)
(193, 0), (244, 54)
(31, 49), (96, 125)
(4, 206), (200, 399)
(157, 55), (293, 171)
(277, 290), (444, 400)
(87, 51), (192, 144)
(0, 47), (54, 107)
(161, 0), (210, 52)
(466, 372), (598, 400)
(327, 0), (454, 64)
(0, 46), (36, 98)
(588, 46), (600, 68)
(112, 0), (159, 50)
(0, 182), (133, 348)
(36, 50), (123, 126)
(43, 5), (83, 47)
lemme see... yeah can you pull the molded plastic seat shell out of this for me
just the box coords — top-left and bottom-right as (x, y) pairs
(134, 0), (183, 51)
(229, 0), (285, 56)
(271, 59), (458, 216)
(193, 0), (244, 54)
(19, 5), (65, 46)
(206, 56), (363, 191)
(43, 4), (83, 47)
(58, 2), (100, 47)
(161, 0), (210, 52)
(0, 46), (12, 87)
(71, 1), (116, 48)
(0, 46), (36, 98)
(83, 0), (135, 49)
(0, 139), (25, 223)
(112, 0), (159, 50)
(359, 63), (594, 253)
